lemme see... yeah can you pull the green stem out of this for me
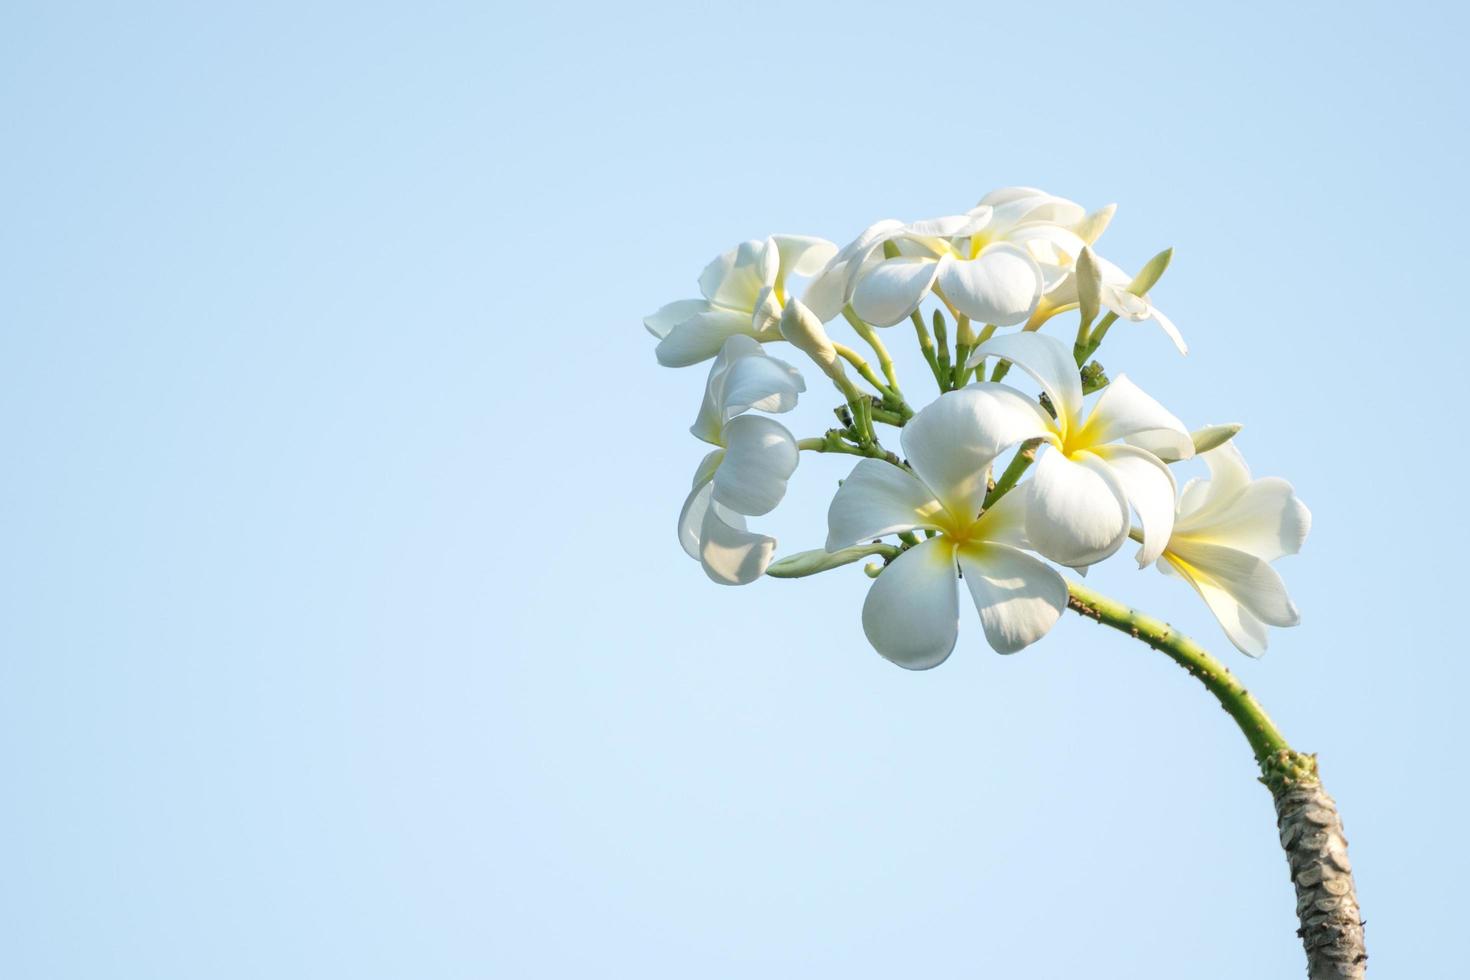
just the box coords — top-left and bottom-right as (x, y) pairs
(983, 438), (1041, 509)
(843, 309), (902, 395)
(798, 431), (906, 467)
(871, 406), (906, 427)
(933, 309), (952, 388)
(950, 315), (973, 390)
(1064, 580), (1306, 774)
(833, 343), (894, 400)
(1080, 311), (1119, 362)
(1073, 315), (1095, 366)
(910, 310), (943, 387)
(851, 396), (875, 445)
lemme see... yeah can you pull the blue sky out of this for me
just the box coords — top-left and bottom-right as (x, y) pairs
(2, 1), (1466, 976)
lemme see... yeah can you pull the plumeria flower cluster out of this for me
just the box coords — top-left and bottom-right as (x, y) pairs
(646, 188), (1310, 667)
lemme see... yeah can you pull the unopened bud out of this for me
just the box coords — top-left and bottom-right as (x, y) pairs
(1076, 246), (1102, 326)
(781, 300), (858, 397)
(1128, 247), (1173, 297)
(1191, 423), (1242, 455)
(767, 545), (885, 579)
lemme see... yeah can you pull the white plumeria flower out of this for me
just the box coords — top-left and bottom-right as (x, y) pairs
(646, 235), (837, 367)
(1154, 442), (1311, 657)
(965, 332), (1194, 569)
(689, 334), (805, 443)
(814, 187), (1104, 330)
(825, 387), (1068, 669)
(677, 337), (804, 585)
(1030, 250), (1187, 353)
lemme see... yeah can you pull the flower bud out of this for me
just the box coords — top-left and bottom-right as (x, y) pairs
(1075, 246), (1102, 326)
(1128, 247), (1173, 296)
(780, 299), (853, 394)
(766, 544), (886, 579)
(1191, 423), (1242, 455)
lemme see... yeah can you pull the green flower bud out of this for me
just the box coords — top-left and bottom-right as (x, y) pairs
(766, 544), (892, 579)
(1127, 247), (1173, 296)
(1191, 423), (1243, 455)
(1076, 246), (1102, 327)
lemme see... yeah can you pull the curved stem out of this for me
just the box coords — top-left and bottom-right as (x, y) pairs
(932, 309), (952, 386)
(1080, 311), (1118, 362)
(983, 438), (1041, 510)
(909, 311), (943, 387)
(1065, 580), (1367, 978)
(842, 309), (901, 394)
(832, 343), (894, 399)
(1065, 580), (1290, 763)
(797, 431), (905, 467)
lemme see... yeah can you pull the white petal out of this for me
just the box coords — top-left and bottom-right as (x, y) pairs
(644, 299), (709, 340)
(690, 336), (756, 442)
(987, 192), (1086, 231)
(1177, 476), (1211, 519)
(689, 337), (805, 441)
(861, 536), (960, 670)
(655, 308), (756, 367)
(1008, 224), (1087, 279)
(1181, 478), (1312, 562)
(711, 415), (798, 516)
(1164, 556), (1272, 657)
(900, 384), (1053, 521)
(699, 239), (775, 310)
(1072, 204), (1116, 245)
(902, 212), (990, 239)
(699, 506), (776, 585)
(772, 234), (838, 279)
(1149, 305), (1188, 355)
(718, 346), (805, 417)
(678, 478), (715, 561)
(677, 451), (725, 559)
(1077, 375), (1192, 459)
(968, 331), (1084, 426)
(978, 186), (1049, 207)
(972, 477), (1035, 549)
(1091, 444), (1178, 566)
(1025, 449), (1129, 567)
(935, 244), (1043, 326)
(957, 543), (1067, 654)
(750, 286), (783, 340)
(826, 458), (944, 551)
(801, 220), (904, 322)
(849, 256), (940, 327)
(1168, 540), (1301, 627)
(1172, 442), (1254, 529)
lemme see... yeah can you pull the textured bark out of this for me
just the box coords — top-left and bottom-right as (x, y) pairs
(1273, 780), (1366, 978)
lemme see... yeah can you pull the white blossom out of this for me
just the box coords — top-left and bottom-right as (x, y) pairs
(646, 235), (836, 367)
(1032, 249), (1187, 353)
(1153, 442), (1311, 656)
(825, 388), (1067, 668)
(965, 332), (1193, 568)
(678, 337), (803, 584)
(803, 187), (1111, 330)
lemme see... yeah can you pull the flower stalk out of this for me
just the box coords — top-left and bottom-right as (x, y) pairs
(1065, 580), (1366, 979)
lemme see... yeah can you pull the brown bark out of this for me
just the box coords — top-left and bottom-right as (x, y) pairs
(1272, 779), (1366, 978)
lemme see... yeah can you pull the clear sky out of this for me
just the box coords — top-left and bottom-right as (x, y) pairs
(2, 1), (1466, 977)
